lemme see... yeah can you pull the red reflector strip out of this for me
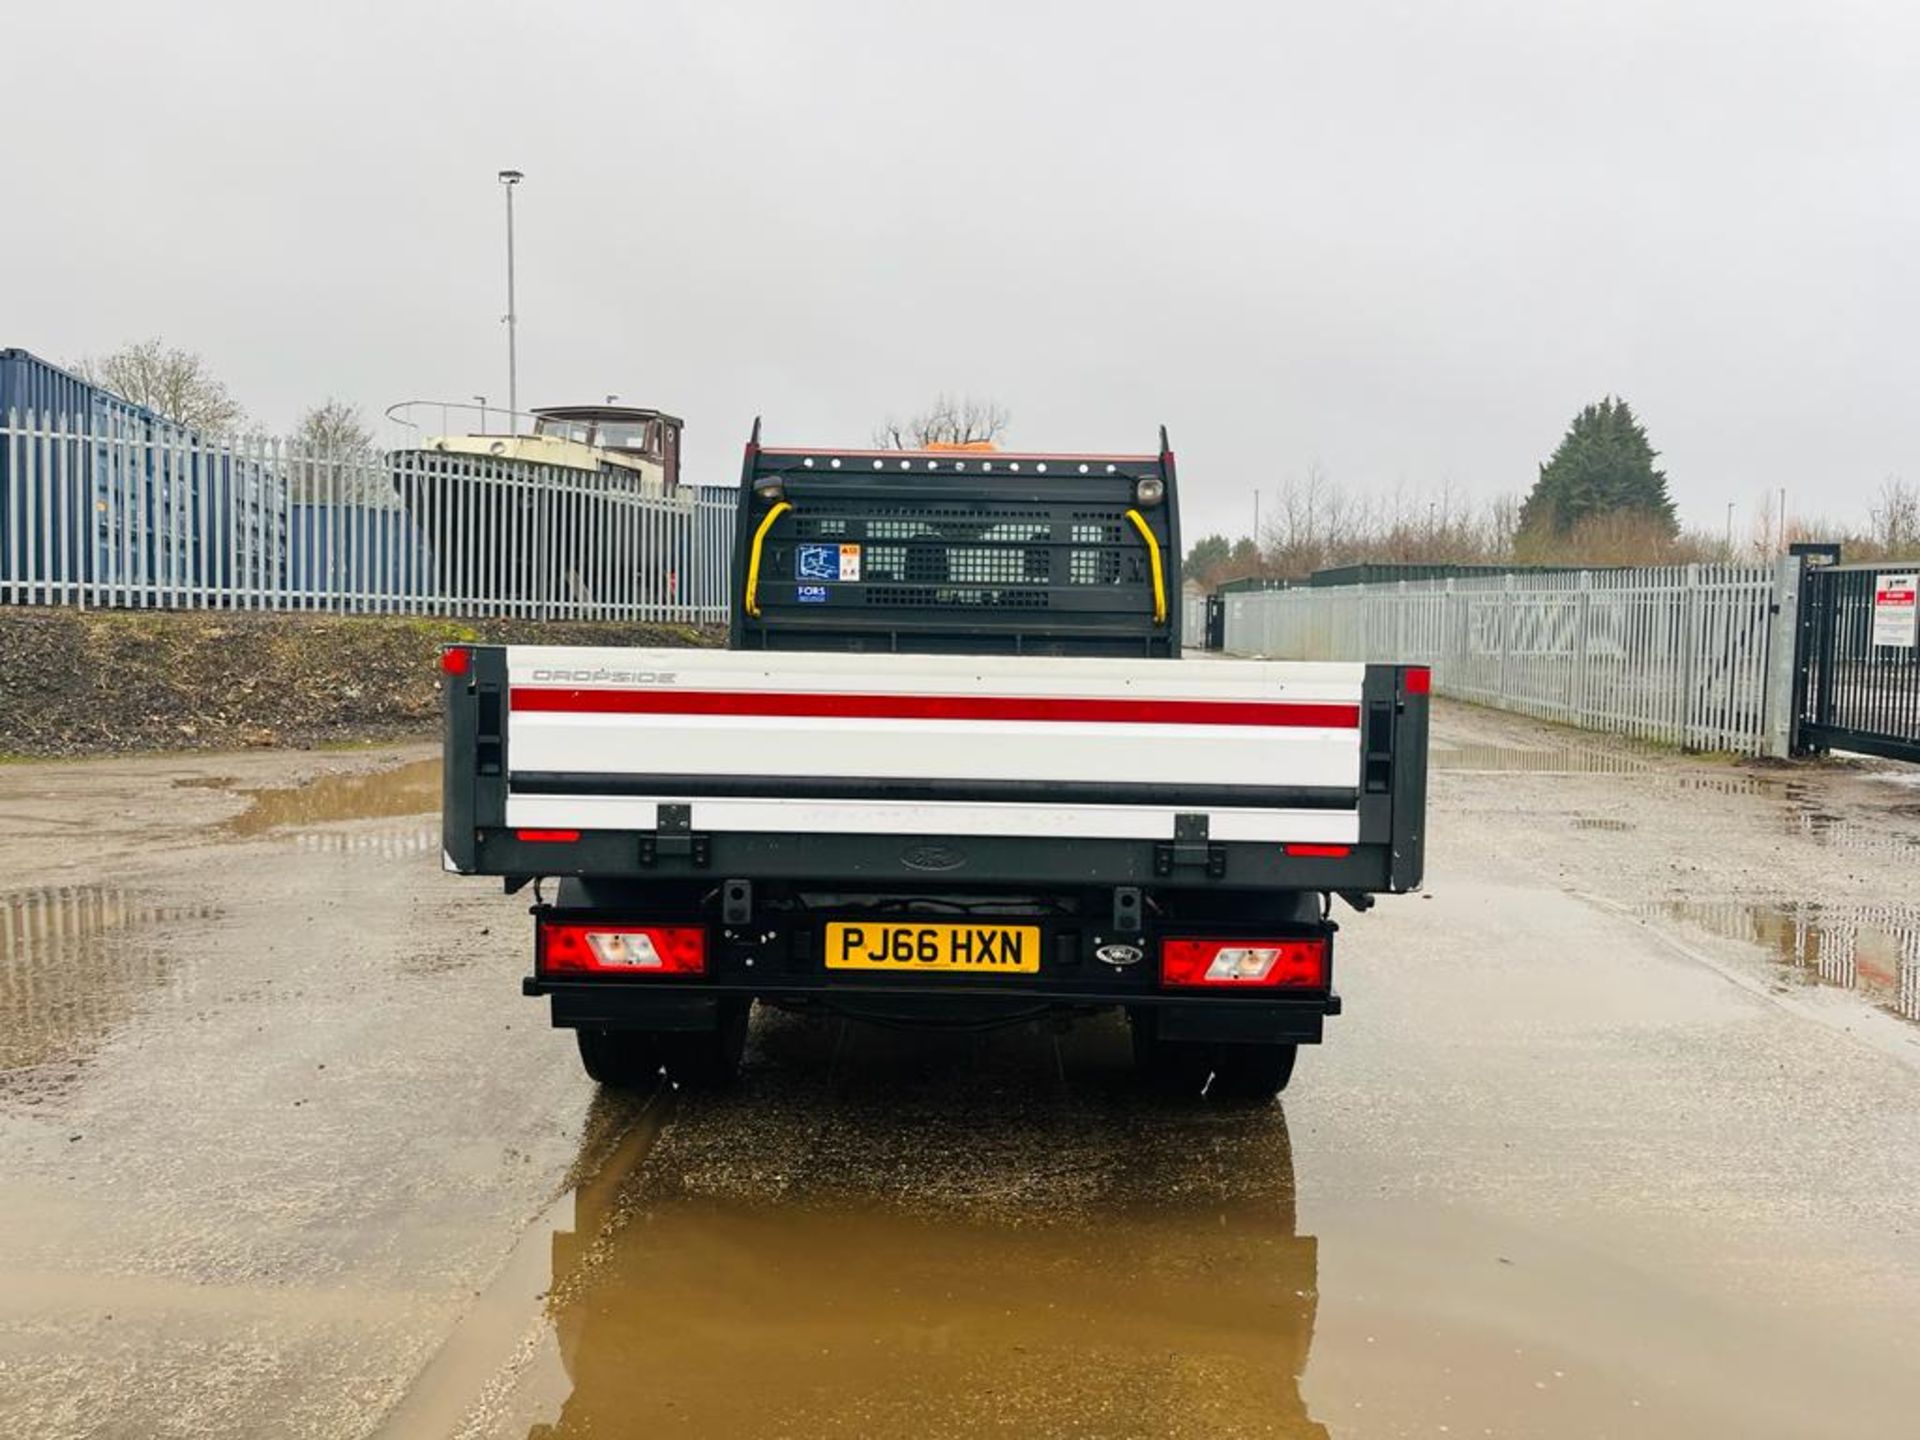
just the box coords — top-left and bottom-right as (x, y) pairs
(1284, 843), (1351, 858)
(1160, 937), (1328, 989)
(537, 922), (707, 976)
(510, 689), (1360, 729)
(516, 829), (580, 843)
(440, 647), (472, 676)
(1404, 666), (1431, 695)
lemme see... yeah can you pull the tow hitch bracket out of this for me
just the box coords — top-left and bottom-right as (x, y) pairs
(1154, 813), (1226, 879)
(639, 803), (712, 868)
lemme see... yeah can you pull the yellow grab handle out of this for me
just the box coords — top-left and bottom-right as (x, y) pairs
(744, 499), (793, 619)
(1124, 508), (1168, 625)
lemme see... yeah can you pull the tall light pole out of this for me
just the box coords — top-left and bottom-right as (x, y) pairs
(498, 169), (524, 433)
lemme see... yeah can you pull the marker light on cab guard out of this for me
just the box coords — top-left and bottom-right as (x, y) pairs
(538, 922), (707, 976)
(1405, 666), (1432, 695)
(1160, 937), (1327, 989)
(439, 646), (472, 677)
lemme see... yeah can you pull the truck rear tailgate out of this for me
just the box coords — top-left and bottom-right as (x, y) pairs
(443, 645), (1427, 890)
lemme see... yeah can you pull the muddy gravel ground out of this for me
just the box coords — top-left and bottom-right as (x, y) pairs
(1, 702), (1917, 1439)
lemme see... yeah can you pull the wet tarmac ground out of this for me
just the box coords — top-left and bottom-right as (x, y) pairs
(2, 710), (1919, 1438)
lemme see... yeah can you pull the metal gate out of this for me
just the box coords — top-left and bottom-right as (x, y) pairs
(1792, 562), (1920, 762)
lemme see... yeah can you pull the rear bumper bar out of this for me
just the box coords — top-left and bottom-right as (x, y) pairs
(473, 827), (1403, 892)
(524, 975), (1340, 1043)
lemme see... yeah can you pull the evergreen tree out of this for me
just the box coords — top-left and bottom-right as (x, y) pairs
(1184, 534), (1231, 584)
(1520, 397), (1677, 537)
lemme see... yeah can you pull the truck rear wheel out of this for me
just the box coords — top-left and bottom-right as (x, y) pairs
(1203, 1041), (1297, 1101)
(574, 1002), (749, 1091)
(1131, 1014), (1297, 1102)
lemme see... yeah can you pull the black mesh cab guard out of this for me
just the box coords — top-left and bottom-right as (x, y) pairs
(728, 421), (1182, 658)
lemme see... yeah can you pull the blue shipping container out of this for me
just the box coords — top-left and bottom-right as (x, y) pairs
(287, 503), (434, 602)
(2, 347), (287, 601)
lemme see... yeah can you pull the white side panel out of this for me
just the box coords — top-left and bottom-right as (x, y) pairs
(509, 713), (1359, 789)
(503, 793), (1362, 844)
(503, 645), (1368, 703)
(496, 645), (1372, 840)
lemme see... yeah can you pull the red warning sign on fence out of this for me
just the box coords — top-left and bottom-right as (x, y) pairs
(1875, 572), (1918, 648)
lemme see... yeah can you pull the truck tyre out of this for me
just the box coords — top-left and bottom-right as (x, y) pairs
(575, 1001), (750, 1091)
(1205, 1041), (1297, 1101)
(575, 1028), (663, 1089)
(1131, 1013), (1297, 1102)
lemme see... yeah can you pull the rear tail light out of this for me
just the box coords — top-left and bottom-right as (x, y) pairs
(537, 921), (707, 976)
(1160, 936), (1327, 989)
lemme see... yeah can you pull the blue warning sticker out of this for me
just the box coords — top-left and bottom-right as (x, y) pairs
(796, 545), (840, 581)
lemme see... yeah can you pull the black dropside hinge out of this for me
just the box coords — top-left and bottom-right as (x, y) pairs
(639, 803), (711, 868)
(1153, 813), (1226, 879)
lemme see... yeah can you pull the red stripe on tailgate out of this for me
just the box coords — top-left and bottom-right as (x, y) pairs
(509, 688), (1360, 728)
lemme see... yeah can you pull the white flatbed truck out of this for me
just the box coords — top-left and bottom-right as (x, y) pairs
(441, 425), (1428, 1099)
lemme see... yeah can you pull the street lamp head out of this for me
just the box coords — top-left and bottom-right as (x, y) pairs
(498, 169), (524, 185)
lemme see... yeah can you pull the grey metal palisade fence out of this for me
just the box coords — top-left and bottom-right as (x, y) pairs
(1223, 562), (1805, 756)
(0, 411), (735, 621)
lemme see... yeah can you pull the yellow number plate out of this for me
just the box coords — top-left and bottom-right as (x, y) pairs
(825, 922), (1042, 974)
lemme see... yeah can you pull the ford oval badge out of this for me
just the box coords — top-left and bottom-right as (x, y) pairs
(1095, 943), (1145, 968)
(901, 843), (967, 873)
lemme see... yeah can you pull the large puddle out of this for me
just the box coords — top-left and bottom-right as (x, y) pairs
(0, 885), (219, 1074)
(1778, 782), (1920, 858)
(394, 1015), (1326, 1439)
(1647, 899), (1920, 1023)
(1434, 745), (1920, 849)
(393, 997), (1920, 1439)
(203, 758), (442, 837)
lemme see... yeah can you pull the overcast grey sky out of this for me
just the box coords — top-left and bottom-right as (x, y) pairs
(5, 0), (1914, 543)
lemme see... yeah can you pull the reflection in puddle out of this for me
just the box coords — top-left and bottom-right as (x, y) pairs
(0, 886), (219, 1072)
(1780, 785), (1920, 858)
(1432, 744), (1649, 774)
(1439, 747), (1914, 846)
(1648, 900), (1920, 1023)
(290, 826), (438, 861)
(222, 758), (441, 836)
(518, 1015), (1324, 1439)
(1671, 772), (1771, 797)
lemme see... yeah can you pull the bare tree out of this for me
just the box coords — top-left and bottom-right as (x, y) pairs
(294, 398), (375, 457)
(1514, 509), (1699, 567)
(70, 338), (246, 434)
(290, 398), (382, 502)
(1262, 463), (1366, 578)
(1870, 476), (1920, 554)
(874, 394), (1011, 449)
(1485, 494), (1523, 559)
